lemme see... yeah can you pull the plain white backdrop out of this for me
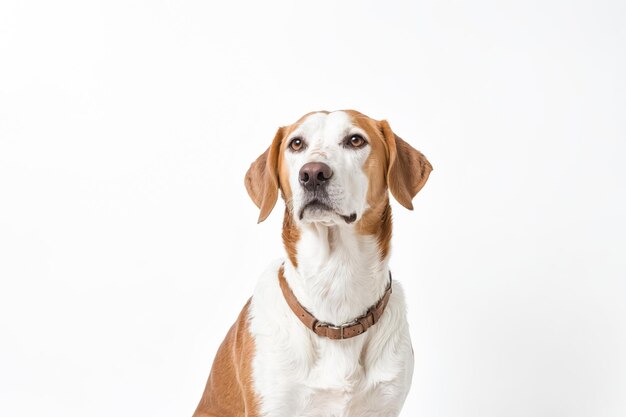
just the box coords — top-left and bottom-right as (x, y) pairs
(1, 0), (625, 416)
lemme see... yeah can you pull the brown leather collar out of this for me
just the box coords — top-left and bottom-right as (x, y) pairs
(278, 266), (393, 340)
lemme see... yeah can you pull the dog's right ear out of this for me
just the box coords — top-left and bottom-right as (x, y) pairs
(244, 127), (285, 223)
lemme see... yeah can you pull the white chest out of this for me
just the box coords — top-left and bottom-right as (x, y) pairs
(249, 262), (414, 417)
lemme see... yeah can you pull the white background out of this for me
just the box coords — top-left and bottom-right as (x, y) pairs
(1, 1), (625, 416)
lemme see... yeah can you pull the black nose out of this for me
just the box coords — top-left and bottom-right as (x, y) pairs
(299, 162), (333, 191)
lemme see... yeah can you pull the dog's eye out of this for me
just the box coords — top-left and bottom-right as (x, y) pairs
(288, 137), (305, 152)
(346, 134), (367, 149)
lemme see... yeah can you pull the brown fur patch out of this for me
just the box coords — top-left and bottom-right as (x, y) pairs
(276, 121), (302, 267)
(345, 110), (432, 260)
(345, 110), (395, 260)
(192, 301), (259, 417)
(281, 207), (300, 267)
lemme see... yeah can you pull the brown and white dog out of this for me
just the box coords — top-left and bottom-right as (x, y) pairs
(192, 110), (432, 417)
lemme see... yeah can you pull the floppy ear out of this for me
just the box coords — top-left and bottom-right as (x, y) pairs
(379, 120), (433, 210)
(244, 127), (285, 223)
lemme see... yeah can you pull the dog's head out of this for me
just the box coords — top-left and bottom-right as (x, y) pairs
(245, 110), (432, 229)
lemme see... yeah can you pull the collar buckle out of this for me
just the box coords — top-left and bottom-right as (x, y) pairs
(316, 319), (359, 340)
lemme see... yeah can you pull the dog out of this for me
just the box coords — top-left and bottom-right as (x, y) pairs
(192, 110), (432, 417)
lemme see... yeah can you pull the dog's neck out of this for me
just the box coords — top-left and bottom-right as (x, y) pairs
(282, 205), (392, 326)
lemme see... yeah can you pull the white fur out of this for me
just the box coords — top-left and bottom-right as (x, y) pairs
(249, 111), (414, 417)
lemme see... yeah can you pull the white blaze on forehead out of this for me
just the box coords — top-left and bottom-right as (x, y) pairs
(292, 111), (355, 149)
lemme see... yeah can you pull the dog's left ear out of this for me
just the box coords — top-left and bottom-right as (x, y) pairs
(379, 120), (433, 210)
(244, 127), (285, 223)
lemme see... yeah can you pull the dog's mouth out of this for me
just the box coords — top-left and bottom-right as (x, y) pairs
(299, 200), (357, 224)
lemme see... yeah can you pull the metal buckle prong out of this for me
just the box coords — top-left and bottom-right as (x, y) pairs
(324, 323), (343, 339)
